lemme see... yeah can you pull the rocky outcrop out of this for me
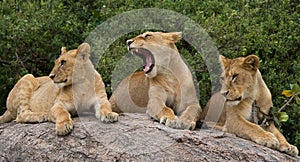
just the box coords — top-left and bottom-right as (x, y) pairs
(0, 113), (298, 161)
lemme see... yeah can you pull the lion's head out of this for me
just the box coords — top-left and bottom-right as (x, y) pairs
(219, 54), (260, 105)
(126, 31), (182, 78)
(49, 43), (92, 88)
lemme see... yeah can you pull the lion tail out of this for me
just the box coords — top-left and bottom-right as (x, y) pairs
(0, 110), (14, 124)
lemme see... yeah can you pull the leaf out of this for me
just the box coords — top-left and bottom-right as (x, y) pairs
(290, 84), (300, 93)
(278, 112), (289, 122)
(273, 112), (289, 123)
(282, 90), (293, 97)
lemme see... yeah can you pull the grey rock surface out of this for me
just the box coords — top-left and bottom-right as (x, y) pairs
(0, 113), (298, 161)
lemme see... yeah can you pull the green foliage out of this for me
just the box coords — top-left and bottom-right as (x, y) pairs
(0, 0), (300, 150)
(277, 112), (289, 122)
(280, 82), (300, 147)
(262, 83), (300, 127)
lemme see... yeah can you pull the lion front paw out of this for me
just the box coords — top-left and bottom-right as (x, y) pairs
(165, 118), (196, 130)
(100, 112), (119, 123)
(280, 143), (299, 157)
(56, 119), (73, 136)
(159, 115), (174, 124)
(253, 132), (279, 149)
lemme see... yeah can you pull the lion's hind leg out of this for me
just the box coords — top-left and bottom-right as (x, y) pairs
(16, 110), (48, 123)
(8, 74), (48, 123)
(15, 74), (48, 123)
(266, 121), (299, 157)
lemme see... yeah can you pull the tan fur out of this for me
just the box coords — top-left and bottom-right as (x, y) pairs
(110, 31), (202, 130)
(203, 55), (298, 156)
(1, 43), (118, 135)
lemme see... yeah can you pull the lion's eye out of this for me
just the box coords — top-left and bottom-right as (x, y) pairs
(59, 60), (66, 67)
(232, 74), (238, 81)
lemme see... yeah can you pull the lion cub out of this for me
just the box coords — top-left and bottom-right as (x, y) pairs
(110, 31), (202, 130)
(203, 55), (298, 156)
(0, 43), (118, 135)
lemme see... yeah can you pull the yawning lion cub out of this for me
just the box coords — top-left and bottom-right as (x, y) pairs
(110, 31), (202, 130)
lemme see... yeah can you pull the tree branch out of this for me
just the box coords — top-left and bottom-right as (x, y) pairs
(260, 93), (296, 127)
(15, 52), (27, 70)
(278, 93), (296, 112)
(0, 59), (11, 65)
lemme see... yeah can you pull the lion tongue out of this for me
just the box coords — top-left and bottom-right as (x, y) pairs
(143, 56), (152, 72)
(132, 48), (155, 73)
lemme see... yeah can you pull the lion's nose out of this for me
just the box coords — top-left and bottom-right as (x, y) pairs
(49, 74), (55, 79)
(126, 39), (133, 46)
(221, 91), (229, 97)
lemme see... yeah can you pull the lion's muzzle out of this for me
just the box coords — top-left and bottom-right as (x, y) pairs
(130, 48), (155, 74)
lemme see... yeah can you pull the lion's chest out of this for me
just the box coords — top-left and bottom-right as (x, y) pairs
(71, 86), (101, 113)
(235, 102), (252, 121)
(241, 106), (252, 121)
(76, 96), (100, 112)
(150, 73), (180, 107)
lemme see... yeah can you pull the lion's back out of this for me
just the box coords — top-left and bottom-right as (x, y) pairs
(29, 77), (59, 112)
(6, 75), (58, 117)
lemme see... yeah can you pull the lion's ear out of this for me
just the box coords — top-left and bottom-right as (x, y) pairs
(242, 55), (259, 71)
(219, 55), (228, 70)
(61, 47), (67, 55)
(165, 32), (182, 43)
(76, 43), (91, 61)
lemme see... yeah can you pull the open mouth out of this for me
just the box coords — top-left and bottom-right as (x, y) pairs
(226, 96), (242, 102)
(130, 48), (155, 74)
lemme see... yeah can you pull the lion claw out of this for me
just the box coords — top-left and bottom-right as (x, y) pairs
(280, 143), (299, 157)
(166, 118), (196, 130)
(100, 112), (119, 123)
(254, 132), (279, 149)
(56, 119), (73, 136)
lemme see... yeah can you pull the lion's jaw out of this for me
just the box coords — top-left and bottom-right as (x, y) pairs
(127, 31), (182, 78)
(50, 68), (73, 89)
(130, 48), (156, 74)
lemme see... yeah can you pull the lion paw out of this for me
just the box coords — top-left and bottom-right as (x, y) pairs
(159, 115), (173, 124)
(56, 119), (73, 136)
(165, 118), (196, 130)
(254, 132), (279, 149)
(280, 144), (299, 157)
(100, 112), (119, 123)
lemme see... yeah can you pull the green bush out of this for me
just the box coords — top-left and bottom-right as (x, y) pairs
(0, 0), (299, 150)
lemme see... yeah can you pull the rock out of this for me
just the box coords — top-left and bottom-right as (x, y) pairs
(0, 113), (298, 161)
